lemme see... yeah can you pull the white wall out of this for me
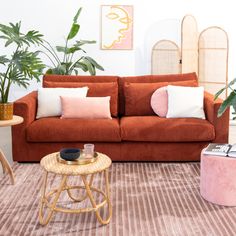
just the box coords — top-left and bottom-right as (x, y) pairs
(0, 0), (235, 101)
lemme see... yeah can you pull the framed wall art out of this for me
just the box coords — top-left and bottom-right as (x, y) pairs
(101, 5), (133, 50)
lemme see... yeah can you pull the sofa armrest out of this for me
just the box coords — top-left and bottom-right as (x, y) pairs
(12, 91), (37, 162)
(13, 91), (37, 126)
(204, 91), (229, 143)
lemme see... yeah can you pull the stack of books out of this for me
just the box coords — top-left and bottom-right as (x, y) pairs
(203, 143), (236, 157)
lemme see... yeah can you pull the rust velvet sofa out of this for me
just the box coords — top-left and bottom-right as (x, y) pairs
(12, 72), (229, 162)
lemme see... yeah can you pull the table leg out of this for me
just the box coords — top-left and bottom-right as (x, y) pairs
(66, 174), (94, 202)
(81, 169), (112, 225)
(39, 172), (67, 226)
(0, 148), (15, 184)
(0, 156), (5, 173)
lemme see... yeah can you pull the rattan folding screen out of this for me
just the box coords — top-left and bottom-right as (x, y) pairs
(198, 27), (228, 98)
(181, 15), (198, 74)
(151, 15), (228, 98)
(151, 40), (181, 75)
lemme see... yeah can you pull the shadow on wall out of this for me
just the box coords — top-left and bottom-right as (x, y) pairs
(135, 18), (181, 75)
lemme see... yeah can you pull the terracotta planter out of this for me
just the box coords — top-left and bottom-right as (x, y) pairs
(0, 103), (13, 120)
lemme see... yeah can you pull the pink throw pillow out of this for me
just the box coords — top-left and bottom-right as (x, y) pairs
(60, 96), (112, 119)
(151, 86), (168, 117)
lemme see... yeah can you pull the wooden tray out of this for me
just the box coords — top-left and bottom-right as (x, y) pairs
(56, 152), (98, 165)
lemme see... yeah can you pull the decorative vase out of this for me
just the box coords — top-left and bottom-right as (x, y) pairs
(0, 103), (13, 120)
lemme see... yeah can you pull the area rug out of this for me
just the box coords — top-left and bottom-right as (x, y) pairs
(0, 162), (236, 236)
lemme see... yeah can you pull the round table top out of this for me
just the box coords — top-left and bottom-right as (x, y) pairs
(40, 152), (112, 176)
(0, 115), (24, 127)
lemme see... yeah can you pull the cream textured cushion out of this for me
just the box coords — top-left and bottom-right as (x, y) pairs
(36, 87), (88, 118)
(166, 85), (205, 119)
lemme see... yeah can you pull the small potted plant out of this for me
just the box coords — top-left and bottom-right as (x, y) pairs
(0, 22), (45, 120)
(40, 7), (104, 75)
(215, 78), (236, 118)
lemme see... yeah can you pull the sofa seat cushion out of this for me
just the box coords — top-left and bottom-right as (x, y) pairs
(120, 116), (215, 142)
(27, 117), (121, 142)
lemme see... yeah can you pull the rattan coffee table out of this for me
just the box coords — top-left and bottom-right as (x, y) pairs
(39, 152), (112, 226)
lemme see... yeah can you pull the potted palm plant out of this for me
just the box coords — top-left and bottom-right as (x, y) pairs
(40, 7), (104, 75)
(215, 78), (236, 118)
(0, 22), (45, 120)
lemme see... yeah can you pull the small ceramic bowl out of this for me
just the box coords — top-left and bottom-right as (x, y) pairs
(60, 148), (80, 161)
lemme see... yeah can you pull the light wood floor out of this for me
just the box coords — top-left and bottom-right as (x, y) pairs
(1, 125), (236, 174)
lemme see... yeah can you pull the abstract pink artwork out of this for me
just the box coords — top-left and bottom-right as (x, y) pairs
(101, 5), (133, 50)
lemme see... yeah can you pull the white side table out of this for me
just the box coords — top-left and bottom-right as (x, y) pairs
(0, 115), (23, 184)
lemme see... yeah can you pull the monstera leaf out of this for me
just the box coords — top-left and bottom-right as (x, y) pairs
(215, 78), (236, 118)
(0, 22), (45, 103)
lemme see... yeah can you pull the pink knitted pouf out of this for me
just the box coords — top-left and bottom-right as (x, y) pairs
(200, 148), (236, 206)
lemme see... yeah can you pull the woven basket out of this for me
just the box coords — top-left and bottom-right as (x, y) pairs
(0, 103), (13, 120)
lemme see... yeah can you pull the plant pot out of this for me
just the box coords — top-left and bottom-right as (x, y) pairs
(0, 103), (13, 120)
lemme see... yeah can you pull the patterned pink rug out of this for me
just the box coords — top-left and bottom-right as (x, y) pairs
(0, 162), (236, 236)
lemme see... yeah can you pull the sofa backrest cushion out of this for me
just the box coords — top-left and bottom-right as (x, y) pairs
(119, 72), (198, 115)
(43, 75), (119, 117)
(124, 80), (198, 116)
(43, 74), (118, 84)
(44, 81), (118, 117)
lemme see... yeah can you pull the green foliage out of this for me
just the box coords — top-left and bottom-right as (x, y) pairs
(0, 22), (43, 47)
(0, 22), (45, 103)
(41, 7), (104, 76)
(214, 78), (236, 117)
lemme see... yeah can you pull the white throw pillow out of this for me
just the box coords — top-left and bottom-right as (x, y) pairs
(36, 87), (88, 118)
(166, 85), (205, 119)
